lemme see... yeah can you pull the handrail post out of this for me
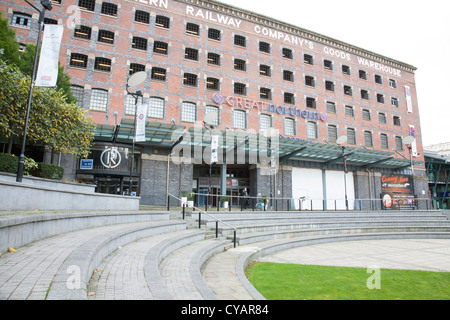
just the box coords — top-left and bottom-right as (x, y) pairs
(199, 210), (201, 229)
(182, 203), (185, 220)
(215, 221), (218, 238)
(167, 195), (170, 211)
(233, 230), (236, 248)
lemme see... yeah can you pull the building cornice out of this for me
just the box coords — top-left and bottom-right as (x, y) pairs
(179, 0), (417, 73)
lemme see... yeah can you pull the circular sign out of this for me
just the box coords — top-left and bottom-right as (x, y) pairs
(100, 148), (122, 169)
(320, 112), (328, 122)
(213, 93), (224, 104)
(138, 113), (145, 120)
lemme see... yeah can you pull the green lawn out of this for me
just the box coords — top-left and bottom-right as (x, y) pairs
(245, 262), (450, 300)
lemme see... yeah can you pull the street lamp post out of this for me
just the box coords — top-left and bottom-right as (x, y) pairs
(16, 0), (53, 182)
(204, 111), (218, 210)
(126, 71), (147, 195)
(403, 135), (416, 208)
(337, 136), (349, 210)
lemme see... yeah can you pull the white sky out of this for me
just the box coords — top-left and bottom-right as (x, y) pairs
(218, 0), (450, 147)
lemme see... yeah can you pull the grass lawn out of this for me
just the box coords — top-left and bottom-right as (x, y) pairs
(245, 261), (450, 300)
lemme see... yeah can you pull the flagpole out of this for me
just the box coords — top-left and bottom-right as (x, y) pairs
(17, 0), (53, 182)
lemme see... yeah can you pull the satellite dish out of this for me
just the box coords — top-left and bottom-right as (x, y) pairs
(402, 136), (415, 145)
(127, 71), (147, 87)
(204, 111), (218, 125)
(263, 127), (278, 138)
(336, 136), (347, 145)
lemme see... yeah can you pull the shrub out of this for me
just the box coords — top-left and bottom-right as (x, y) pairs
(0, 153), (18, 173)
(31, 162), (64, 180)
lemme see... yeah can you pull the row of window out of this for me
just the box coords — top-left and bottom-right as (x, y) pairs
(69, 52), (402, 111)
(73, 86), (406, 151)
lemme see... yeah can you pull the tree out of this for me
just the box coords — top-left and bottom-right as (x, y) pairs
(0, 12), (21, 66)
(0, 59), (95, 158)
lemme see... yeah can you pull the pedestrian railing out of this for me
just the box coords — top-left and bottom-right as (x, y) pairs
(167, 193), (237, 248)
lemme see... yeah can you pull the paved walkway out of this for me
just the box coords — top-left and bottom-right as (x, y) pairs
(259, 239), (450, 272)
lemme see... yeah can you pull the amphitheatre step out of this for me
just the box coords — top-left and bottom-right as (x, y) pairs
(229, 226), (450, 245)
(0, 210), (171, 253)
(0, 220), (185, 300)
(218, 220), (450, 236)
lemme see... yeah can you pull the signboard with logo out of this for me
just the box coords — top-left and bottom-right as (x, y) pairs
(381, 174), (416, 210)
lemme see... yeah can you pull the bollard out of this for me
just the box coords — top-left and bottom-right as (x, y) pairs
(215, 221), (218, 238)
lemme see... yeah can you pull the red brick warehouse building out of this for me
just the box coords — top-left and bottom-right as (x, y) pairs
(1, 0), (428, 209)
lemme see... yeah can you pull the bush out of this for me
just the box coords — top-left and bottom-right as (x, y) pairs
(0, 153), (18, 173)
(0, 153), (64, 180)
(31, 162), (64, 180)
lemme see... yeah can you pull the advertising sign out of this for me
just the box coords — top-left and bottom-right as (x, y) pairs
(35, 25), (63, 87)
(381, 174), (416, 210)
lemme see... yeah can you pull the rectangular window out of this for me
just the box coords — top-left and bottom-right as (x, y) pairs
(181, 102), (196, 122)
(12, 12), (31, 28)
(306, 97), (316, 109)
(234, 59), (246, 71)
(260, 65), (271, 77)
(151, 67), (166, 81)
(259, 42), (271, 54)
(132, 36), (147, 50)
(325, 81), (335, 91)
(283, 70), (294, 82)
(206, 77), (220, 91)
(282, 48), (293, 59)
(326, 101), (336, 114)
(207, 53), (220, 66)
(70, 53), (88, 68)
(153, 41), (168, 55)
(389, 79), (397, 88)
(129, 63), (145, 76)
(305, 75), (315, 87)
(344, 85), (352, 96)
(135, 10), (150, 24)
(364, 131), (373, 147)
(391, 97), (399, 107)
(94, 57), (111, 72)
(327, 125), (338, 142)
(186, 23), (199, 36)
(342, 65), (351, 75)
(260, 114), (272, 132)
(284, 118), (295, 136)
(155, 15), (170, 29)
(148, 97), (165, 119)
(208, 28), (221, 41)
(377, 94), (385, 104)
(324, 60), (333, 71)
(234, 83), (246, 95)
(98, 30), (114, 44)
(359, 70), (367, 80)
(233, 110), (246, 129)
(71, 85), (84, 108)
(205, 106), (219, 125)
(284, 92), (295, 105)
(362, 109), (371, 121)
(307, 121), (318, 139)
(125, 94), (142, 115)
(304, 54), (314, 65)
(378, 113), (387, 124)
(375, 74), (383, 84)
(183, 73), (197, 87)
(74, 25), (92, 40)
(260, 88), (272, 100)
(78, 0), (95, 12)
(345, 106), (354, 118)
(90, 89), (108, 111)
(185, 48), (198, 61)
(380, 134), (389, 149)
(393, 116), (401, 126)
(361, 90), (369, 100)
(395, 136), (404, 151)
(234, 35), (246, 47)
(347, 128), (356, 145)
(101, 2), (117, 17)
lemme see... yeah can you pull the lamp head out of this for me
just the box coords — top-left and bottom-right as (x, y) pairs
(40, 0), (53, 11)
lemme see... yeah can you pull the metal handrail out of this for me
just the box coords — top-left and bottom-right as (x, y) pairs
(168, 193), (237, 248)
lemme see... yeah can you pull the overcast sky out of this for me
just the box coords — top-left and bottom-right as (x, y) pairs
(219, 0), (450, 147)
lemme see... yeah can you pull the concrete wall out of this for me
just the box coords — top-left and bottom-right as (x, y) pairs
(0, 173), (139, 212)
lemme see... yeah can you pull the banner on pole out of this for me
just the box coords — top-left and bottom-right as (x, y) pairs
(211, 135), (219, 163)
(135, 102), (148, 142)
(35, 25), (64, 87)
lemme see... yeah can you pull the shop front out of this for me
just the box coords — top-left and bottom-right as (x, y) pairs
(76, 144), (141, 196)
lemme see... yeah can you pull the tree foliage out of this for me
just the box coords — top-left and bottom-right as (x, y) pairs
(0, 60), (95, 158)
